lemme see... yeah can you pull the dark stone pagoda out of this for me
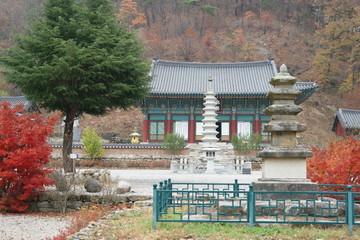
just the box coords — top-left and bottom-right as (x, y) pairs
(140, 58), (318, 143)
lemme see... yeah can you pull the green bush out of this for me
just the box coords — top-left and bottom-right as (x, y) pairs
(81, 128), (104, 159)
(231, 133), (261, 155)
(163, 134), (185, 160)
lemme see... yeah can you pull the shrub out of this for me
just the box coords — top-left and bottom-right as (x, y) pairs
(231, 133), (261, 155)
(81, 128), (104, 159)
(163, 134), (185, 161)
(307, 137), (360, 185)
(0, 102), (58, 212)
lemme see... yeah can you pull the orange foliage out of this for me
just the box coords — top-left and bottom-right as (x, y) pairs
(184, 28), (196, 38)
(226, 29), (244, 46)
(244, 10), (257, 26)
(202, 31), (215, 50)
(307, 137), (360, 185)
(262, 11), (273, 25)
(117, 0), (146, 28)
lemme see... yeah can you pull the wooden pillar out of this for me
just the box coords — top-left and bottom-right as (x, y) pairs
(188, 118), (195, 143)
(166, 113), (172, 134)
(230, 108), (237, 139)
(253, 112), (261, 134)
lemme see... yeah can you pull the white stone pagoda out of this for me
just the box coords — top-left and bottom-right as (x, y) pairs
(201, 77), (221, 173)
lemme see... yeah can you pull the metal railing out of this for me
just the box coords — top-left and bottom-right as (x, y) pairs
(152, 180), (360, 234)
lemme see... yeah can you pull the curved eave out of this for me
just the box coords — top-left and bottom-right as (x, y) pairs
(295, 86), (319, 105)
(332, 116), (339, 132)
(147, 93), (268, 98)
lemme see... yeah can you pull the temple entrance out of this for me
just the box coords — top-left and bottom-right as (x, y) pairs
(216, 122), (221, 139)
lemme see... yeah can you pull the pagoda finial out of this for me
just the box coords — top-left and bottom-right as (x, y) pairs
(207, 76), (214, 91)
(278, 64), (290, 77)
(280, 64), (287, 73)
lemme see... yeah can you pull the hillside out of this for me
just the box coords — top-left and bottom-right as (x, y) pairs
(1, 0), (359, 146)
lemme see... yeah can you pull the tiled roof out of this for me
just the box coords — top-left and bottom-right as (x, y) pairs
(0, 96), (34, 111)
(149, 59), (318, 102)
(334, 108), (360, 130)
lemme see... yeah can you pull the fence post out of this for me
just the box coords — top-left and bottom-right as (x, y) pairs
(234, 179), (239, 198)
(248, 184), (254, 228)
(347, 185), (353, 234)
(168, 178), (172, 205)
(159, 181), (164, 213)
(152, 184), (158, 230)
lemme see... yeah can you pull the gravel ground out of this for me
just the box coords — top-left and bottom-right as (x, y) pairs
(0, 213), (72, 240)
(0, 170), (261, 240)
(108, 169), (262, 195)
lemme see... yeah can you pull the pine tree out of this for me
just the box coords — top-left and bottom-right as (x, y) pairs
(1, 0), (151, 172)
(163, 134), (185, 161)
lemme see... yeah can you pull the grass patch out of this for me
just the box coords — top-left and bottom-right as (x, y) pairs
(83, 208), (360, 240)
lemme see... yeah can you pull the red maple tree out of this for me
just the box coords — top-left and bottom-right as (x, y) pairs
(0, 102), (58, 212)
(307, 137), (360, 185)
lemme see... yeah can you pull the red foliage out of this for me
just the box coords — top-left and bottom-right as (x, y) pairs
(0, 102), (58, 212)
(307, 137), (360, 185)
(48, 204), (125, 240)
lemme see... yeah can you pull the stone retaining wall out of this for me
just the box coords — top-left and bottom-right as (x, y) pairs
(28, 191), (152, 213)
(51, 147), (189, 158)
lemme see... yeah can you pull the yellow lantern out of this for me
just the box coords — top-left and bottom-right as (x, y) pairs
(130, 127), (141, 144)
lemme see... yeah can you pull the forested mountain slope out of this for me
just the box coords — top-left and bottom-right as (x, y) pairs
(1, 0), (359, 145)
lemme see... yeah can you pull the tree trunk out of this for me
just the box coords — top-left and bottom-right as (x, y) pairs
(62, 106), (77, 173)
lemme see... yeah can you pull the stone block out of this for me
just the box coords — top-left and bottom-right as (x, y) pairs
(301, 201), (341, 217)
(253, 181), (318, 200)
(52, 200), (66, 209)
(116, 181), (131, 194)
(112, 195), (129, 203)
(67, 201), (84, 210)
(182, 214), (210, 221)
(127, 194), (152, 202)
(134, 200), (153, 207)
(37, 201), (51, 208)
(38, 193), (51, 201)
(80, 194), (91, 202)
(38, 208), (57, 213)
(219, 201), (246, 216)
(90, 195), (102, 203)
(84, 178), (102, 193)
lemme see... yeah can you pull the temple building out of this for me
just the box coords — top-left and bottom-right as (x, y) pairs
(332, 108), (360, 137)
(140, 58), (318, 143)
(0, 96), (39, 113)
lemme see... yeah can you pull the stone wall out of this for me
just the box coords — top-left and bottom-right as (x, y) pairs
(51, 145), (189, 158)
(50, 143), (262, 169)
(28, 191), (151, 213)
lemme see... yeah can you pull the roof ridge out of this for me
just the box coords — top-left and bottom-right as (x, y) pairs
(155, 59), (272, 68)
(339, 108), (360, 112)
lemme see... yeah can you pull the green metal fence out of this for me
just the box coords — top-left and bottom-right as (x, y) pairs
(152, 179), (360, 234)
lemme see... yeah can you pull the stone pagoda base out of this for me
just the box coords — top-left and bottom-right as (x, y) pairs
(252, 179), (317, 200)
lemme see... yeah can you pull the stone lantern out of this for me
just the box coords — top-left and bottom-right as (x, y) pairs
(130, 128), (140, 144)
(254, 64), (316, 192)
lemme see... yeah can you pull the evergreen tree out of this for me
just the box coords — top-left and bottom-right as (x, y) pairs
(163, 134), (185, 161)
(231, 133), (261, 155)
(1, 0), (151, 172)
(81, 128), (104, 160)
